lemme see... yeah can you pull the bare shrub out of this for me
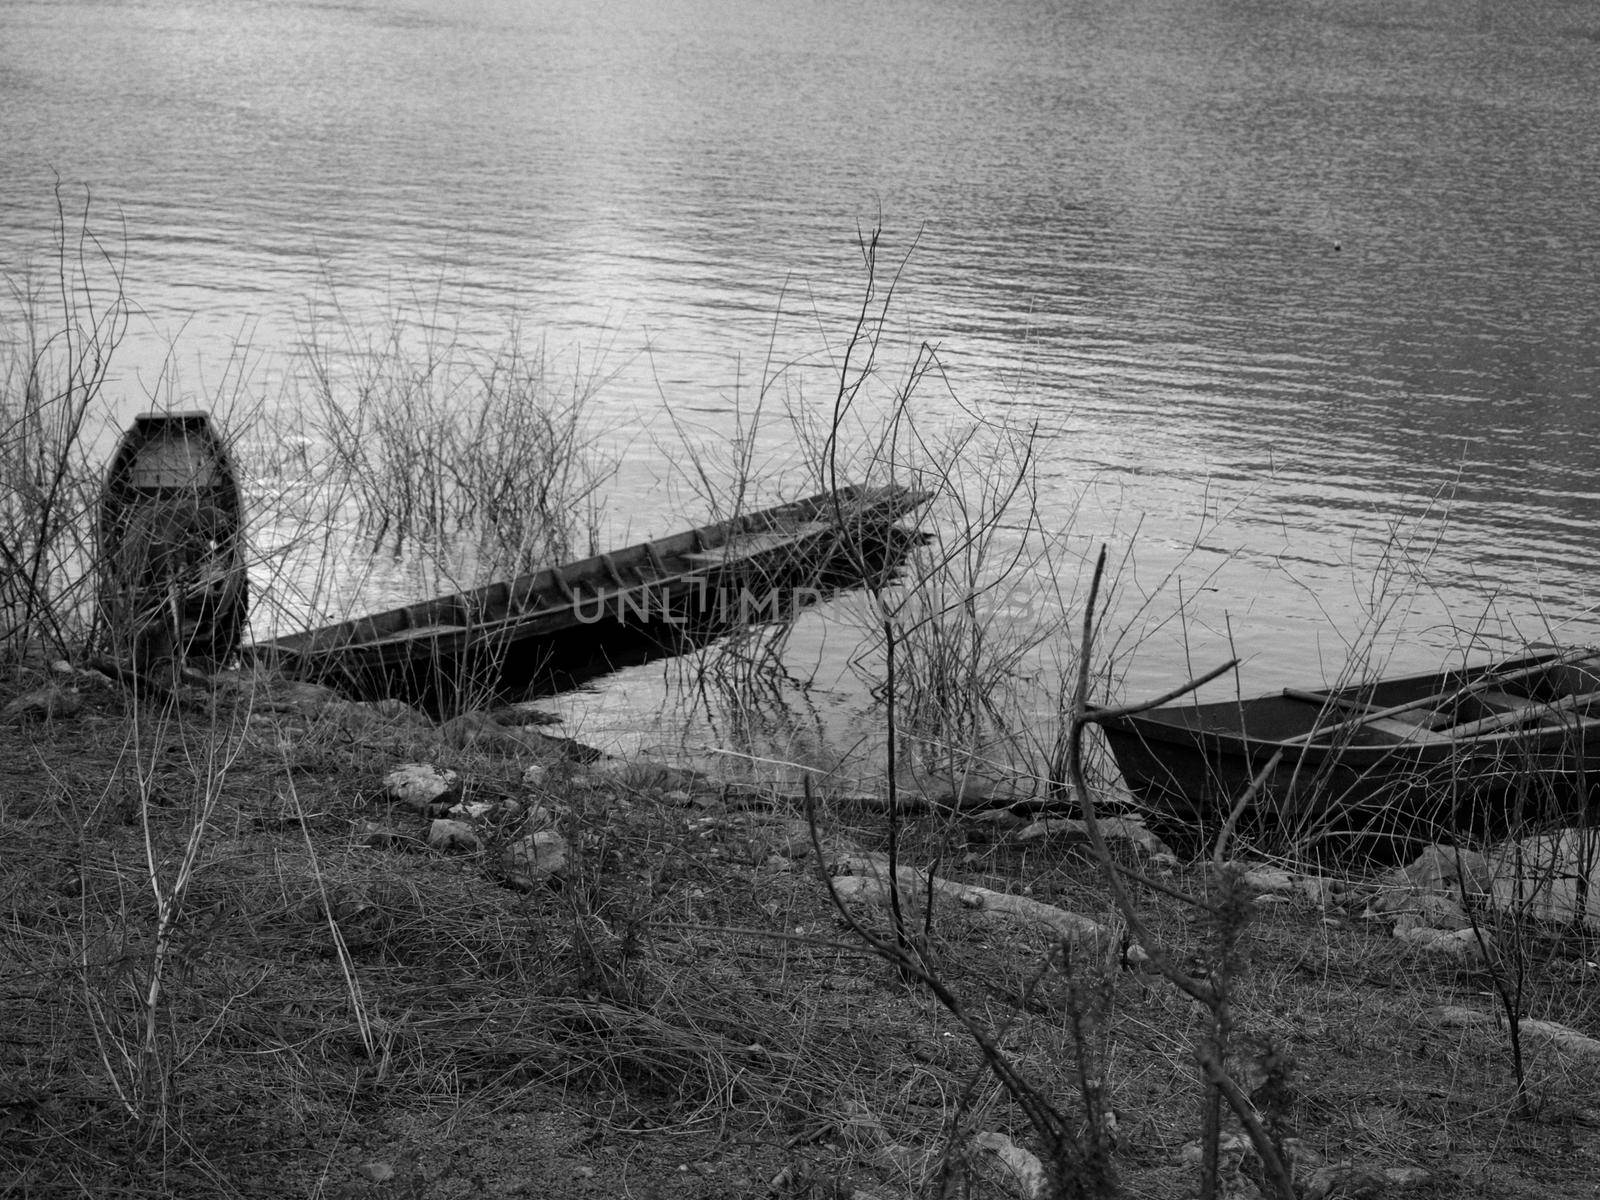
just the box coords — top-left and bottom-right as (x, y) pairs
(298, 284), (615, 584)
(0, 187), (128, 661)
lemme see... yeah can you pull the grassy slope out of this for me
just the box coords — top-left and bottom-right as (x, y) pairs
(3, 673), (1600, 1200)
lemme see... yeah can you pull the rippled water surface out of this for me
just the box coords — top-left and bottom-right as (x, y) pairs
(5, 0), (1600, 752)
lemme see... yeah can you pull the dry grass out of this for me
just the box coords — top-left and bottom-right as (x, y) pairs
(6, 673), (1600, 1199)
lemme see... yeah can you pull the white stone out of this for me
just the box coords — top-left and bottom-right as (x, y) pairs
(1239, 866), (1295, 894)
(383, 763), (461, 811)
(1386, 843), (1493, 896)
(427, 818), (481, 852)
(2, 685), (82, 722)
(830, 854), (1107, 942)
(1434, 1006), (1600, 1061)
(1013, 814), (1170, 856)
(971, 1131), (1047, 1199)
(1486, 828), (1600, 928)
(1393, 922), (1490, 964)
(500, 830), (570, 889)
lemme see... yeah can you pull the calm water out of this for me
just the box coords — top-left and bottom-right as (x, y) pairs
(5, 0), (1600, 758)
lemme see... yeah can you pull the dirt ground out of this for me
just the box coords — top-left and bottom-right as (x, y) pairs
(4, 667), (1600, 1199)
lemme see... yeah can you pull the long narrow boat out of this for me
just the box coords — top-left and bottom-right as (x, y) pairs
(1100, 647), (1600, 850)
(247, 482), (927, 708)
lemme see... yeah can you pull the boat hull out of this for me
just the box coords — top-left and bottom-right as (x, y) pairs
(1101, 649), (1600, 850)
(98, 411), (248, 670)
(247, 484), (926, 710)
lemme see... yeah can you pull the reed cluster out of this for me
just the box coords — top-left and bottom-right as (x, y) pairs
(0, 191), (126, 663)
(297, 290), (613, 583)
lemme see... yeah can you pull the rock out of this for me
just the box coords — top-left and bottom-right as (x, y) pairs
(356, 819), (413, 850)
(1486, 828), (1600, 928)
(1430, 1004), (1492, 1030)
(1521, 1018), (1600, 1061)
(383, 763), (461, 811)
(1303, 1161), (1431, 1198)
(2, 684), (82, 722)
(746, 816), (819, 860)
(830, 875), (887, 904)
(447, 800), (495, 820)
(831, 854), (1107, 942)
(969, 807), (1028, 832)
(1381, 1167), (1431, 1188)
(971, 1131), (1047, 1199)
(1364, 889), (1470, 928)
(1392, 921), (1490, 964)
(1303, 1163), (1400, 1199)
(314, 697), (430, 739)
(1013, 814), (1170, 857)
(437, 710), (499, 749)
(520, 802), (559, 830)
(1240, 867), (1296, 895)
(1177, 1133), (1257, 1197)
(1386, 843), (1493, 897)
(1281, 1139), (1328, 1189)
(521, 762), (548, 787)
(500, 830), (570, 889)
(440, 711), (605, 761)
(1296, 875), (1342, 907)
(1432, 1005), (1600, 1061)
(51, 660), (112, 686)
(339, 698), (429, 729)
(427, 818), (481, 852)
(1123, 942), (1154, 971)
(254, 678), (347, 716)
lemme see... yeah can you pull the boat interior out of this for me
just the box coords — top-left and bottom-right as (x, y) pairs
(1289, 650), (1600, 746)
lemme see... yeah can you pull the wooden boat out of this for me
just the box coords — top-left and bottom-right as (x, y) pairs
(1100, 646), (1600, 851)
(247, 482), (928, 708)
(99, 411), (248, 670)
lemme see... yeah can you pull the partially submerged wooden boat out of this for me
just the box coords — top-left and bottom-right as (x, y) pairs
(1101, 647), (1600, 850)
(99, 411), (248, 670)
(248, 482), (928, 708)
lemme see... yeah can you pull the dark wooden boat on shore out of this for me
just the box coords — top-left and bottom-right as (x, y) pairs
(247, 482), (928, 708)
(99, 411), (248, 670)
(1101, 646), (1600, 850)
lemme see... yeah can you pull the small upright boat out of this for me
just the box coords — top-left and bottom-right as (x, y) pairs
(98, 411), (248, 670)
(247, 482), (928, 708)
(1101, 647), (1600, 850)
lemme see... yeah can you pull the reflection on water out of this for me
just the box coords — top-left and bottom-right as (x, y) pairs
(4, 0), (1600, 759)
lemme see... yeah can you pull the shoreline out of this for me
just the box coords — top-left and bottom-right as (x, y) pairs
(4, 657), (1598, 1198)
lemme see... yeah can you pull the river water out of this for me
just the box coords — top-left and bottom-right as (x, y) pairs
(4, 0), (1600, 766)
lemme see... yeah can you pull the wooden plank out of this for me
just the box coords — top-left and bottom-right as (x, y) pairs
(1365, 717), (1446, 742)
(681, 523), (832, 566)
(1283, 687), (1370, 713)
(1475, 689), (1529, 711)
(1287, 647), (1600, 748)
(549, 567), (577, 604)
(1435, 688), (1600, 740)
(361, 624), (469, 649)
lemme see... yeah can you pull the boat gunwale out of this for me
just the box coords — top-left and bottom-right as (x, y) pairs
(249, 482), (929, 663)
(1103, 647), (1600, 764)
